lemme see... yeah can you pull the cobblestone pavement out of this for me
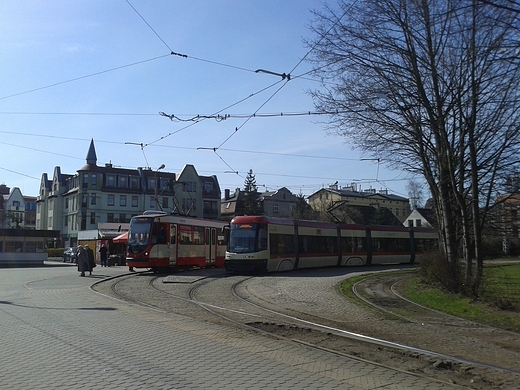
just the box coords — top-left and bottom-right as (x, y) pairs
(0, 262), (461, 389)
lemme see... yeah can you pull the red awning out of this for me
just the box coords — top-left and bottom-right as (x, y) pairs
(113, 231), (128, 243)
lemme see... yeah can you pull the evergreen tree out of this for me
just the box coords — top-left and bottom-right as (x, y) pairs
(243, 169), (262, 215)
(291, 192), (316, 220)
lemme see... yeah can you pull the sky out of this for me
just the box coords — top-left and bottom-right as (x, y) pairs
(0, 0), (416, 200)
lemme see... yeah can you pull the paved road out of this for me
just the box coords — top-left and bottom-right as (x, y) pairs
(0, 262), (459, 389)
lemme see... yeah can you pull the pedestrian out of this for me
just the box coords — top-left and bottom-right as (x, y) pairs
(99, 244), (108, 267)
(85, 245), (95, 275)
(77, 245), (89, 277)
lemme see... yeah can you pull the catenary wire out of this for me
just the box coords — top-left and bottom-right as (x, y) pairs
(0, 109), (341, 120)
(191, 2), (355, 171)
(0, 135), (411, 195)
(0, 54), (171, 101)
(148, 78), (284, 146)
(0, 166), (40, 180)
(126, 0), (257, 75)
(0, 131), (360, 162)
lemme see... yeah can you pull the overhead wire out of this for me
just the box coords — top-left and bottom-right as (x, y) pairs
(0, 109), (347, 120)
(123, 0), (296, 173)
(0, 111), (158, 117)
(0, 166), (40, 181)
(0, 2), (263, 103)
(148, 78), (284, 146)
(0, 130), (358, 162)
(126, 0), (257, 74)
(193, 2), (355, 172)
(216, 80), (290, 150)
(0, 140), (84, 161)
(3, 1), (389, 193)
(125, 0), (174, 53)
(0, 54), (171, 101)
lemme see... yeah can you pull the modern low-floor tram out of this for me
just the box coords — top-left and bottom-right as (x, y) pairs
(224, 216), (438, 273)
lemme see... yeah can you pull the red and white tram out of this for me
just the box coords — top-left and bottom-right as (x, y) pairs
(126, 212), (228, 273)
(225, 216), (438, 273)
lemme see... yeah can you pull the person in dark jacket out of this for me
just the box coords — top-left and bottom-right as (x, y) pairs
(99, 244), (108, 267)
(85, 245), (95, 275)
(77, 245), (89, 277)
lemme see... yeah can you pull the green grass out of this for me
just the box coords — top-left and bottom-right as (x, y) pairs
(341, 264), (520, 332)
(481, 264), (520, 311)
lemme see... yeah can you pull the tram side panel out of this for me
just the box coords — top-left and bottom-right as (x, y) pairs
(295, 222), (339, 269)
(339, 225), (368, 266)
(267, 222), (297, 272)
(369, 226), (413, 265)
(411, 228), (439, 264)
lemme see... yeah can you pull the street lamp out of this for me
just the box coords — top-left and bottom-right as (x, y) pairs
(155, 164), (165, 210)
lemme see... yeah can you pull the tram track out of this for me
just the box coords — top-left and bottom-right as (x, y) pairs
(94, 269), (520, 390)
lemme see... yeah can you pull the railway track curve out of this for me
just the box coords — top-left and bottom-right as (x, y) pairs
(93, 267), (520, 390)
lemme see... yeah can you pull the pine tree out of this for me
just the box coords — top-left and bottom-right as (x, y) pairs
(290, 192), (315, 220)
(243, 169), (262, 215)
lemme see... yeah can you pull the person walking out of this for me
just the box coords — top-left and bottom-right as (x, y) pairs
(99, 244), (108, 267)
(77, 245), (89, 277)
(85, 245), (95, 275)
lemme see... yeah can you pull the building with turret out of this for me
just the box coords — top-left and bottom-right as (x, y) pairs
(36, 139), (221, 247)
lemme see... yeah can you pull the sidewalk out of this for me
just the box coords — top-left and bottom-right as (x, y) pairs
(0, 266), (461, 389)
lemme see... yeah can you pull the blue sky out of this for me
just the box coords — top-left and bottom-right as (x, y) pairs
(0, 0), (414, 199)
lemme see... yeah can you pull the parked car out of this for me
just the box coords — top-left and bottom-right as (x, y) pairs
(62, 247), (78, 263)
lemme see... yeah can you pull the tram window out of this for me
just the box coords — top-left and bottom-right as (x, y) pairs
(193, 226), (204, 244)
(341, 237), (356, 253)
(170, 225), (177, 245)
(415, 238), (437, 252)
(5, 241), (13, 252)
(179, 225), (192, 244)
(158, 225), (167, 244)
(152, 223), (168, 245)
(299, 235), (336, 254)
(270, 233), (295, 255)
(258, 226), (267, 250)
(372, 237), (410, 252)
(25, 241), (37, 253)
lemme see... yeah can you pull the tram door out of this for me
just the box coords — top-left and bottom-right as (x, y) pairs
(205, 227), (217, 265)
(169, 224), (178, 266)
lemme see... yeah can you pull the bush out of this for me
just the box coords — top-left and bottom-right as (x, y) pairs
(418, 251), (464, 293)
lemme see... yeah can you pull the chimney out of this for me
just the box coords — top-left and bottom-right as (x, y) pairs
(225, 189), (230, 200)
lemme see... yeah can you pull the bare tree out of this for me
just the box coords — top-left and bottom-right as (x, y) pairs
(406, 179), (424, 209)
(290, 193), (318, 220)
(307, 0), (520, 294)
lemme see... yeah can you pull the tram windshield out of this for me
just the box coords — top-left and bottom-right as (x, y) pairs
(128, 217), (152, 253)
(229, 223), (267, 253)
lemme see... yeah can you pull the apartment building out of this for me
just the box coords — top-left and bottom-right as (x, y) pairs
(0, 184), (36, 229)
(36, 140), (221, 247)
(220, 187), (299, 221)
(308, 183), (410, 223)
